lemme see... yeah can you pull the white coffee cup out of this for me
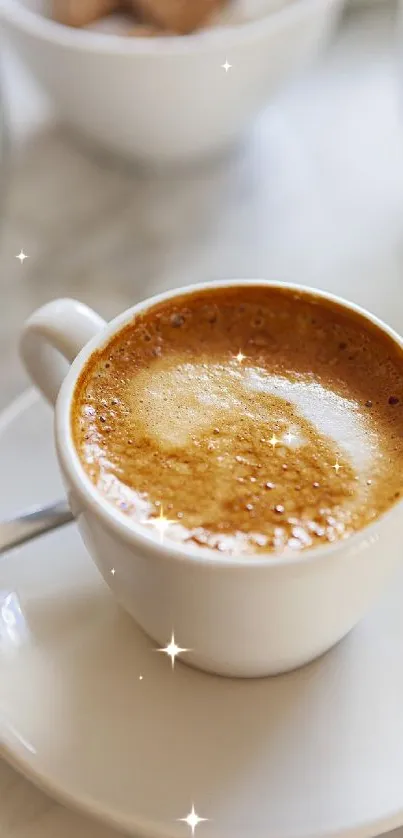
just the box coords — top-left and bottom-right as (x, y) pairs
(20, 280), (403, 678)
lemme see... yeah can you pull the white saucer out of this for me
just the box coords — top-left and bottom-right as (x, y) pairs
(2, 392), (403, 838)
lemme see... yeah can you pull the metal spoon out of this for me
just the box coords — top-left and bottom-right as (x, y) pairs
(0, 501), (74, 556)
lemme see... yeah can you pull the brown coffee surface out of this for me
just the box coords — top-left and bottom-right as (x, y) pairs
(72, 286), (403, 556)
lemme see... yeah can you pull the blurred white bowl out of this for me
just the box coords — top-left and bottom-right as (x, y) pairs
(0, 0), (344, 164)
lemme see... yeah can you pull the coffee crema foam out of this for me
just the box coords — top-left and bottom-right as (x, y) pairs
(72, 286), (403, 556)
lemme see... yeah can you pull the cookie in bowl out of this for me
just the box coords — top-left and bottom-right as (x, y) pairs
(1, 0), (344, 164)
(52, 0), (228, 33)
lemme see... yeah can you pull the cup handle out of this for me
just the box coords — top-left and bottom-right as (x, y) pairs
(20, 298), (106, 406)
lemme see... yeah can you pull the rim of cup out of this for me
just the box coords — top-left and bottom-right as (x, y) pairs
(56, 278), (403, 570)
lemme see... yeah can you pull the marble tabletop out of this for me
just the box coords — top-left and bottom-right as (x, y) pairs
(2, 2), (403, 836)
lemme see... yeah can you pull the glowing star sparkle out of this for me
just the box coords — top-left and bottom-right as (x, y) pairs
(269, 433), (279, 449)
(158, 632), (189, 669)
(178, 804), (208, 835)
(283, 432), (295, 445)
(333, 462), (341, 473)
(16, 250), (28, 264)
(149, 506), (175, 543)
(111, 568), (116, 575)
(235, 350), (246, 363)
(221, 60), (232, 72)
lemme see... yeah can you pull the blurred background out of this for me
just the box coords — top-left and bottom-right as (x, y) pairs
(0, 0), (402, 412)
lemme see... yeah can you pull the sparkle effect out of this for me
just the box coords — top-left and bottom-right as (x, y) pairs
(148, 506), (175, 543)
(139, 675), (143, 681)
(283, 432), (295, 445)
(235, 350), (246, 363)
(333, 462), (341, 473)
(178, 804), (208, 835)
(221, 60), (232, 72)
(158, 632), (189, 669)
(111, 568), (116, 575)
(269, 433), (279, 449)
(16, 250), (28, 264)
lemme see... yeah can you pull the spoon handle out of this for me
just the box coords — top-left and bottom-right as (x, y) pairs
(0, 501), (74, 556)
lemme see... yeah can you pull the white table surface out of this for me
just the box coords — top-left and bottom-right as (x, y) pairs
(1, 2), (403, 836)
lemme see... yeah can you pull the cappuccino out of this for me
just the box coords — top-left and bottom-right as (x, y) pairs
(72, 286), (403, 556)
